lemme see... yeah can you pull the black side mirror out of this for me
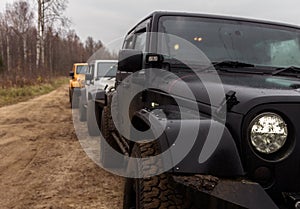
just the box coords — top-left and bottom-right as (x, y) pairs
(69, 71), (74, 78)
(118, 49), (143, 72)
(85, 73), (93, 81)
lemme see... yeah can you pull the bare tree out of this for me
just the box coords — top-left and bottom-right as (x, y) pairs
(0, 14), (4, 71)
(85, 36), (96, 56)
(5, 1), (34, 69)
(85, 37), (116, 61)
(36, 0), (69, 68)
(0, 13), (12, 72)
(0, 0), (106, 87)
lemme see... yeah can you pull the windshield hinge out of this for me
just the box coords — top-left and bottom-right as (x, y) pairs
(215, 91), (239, 119)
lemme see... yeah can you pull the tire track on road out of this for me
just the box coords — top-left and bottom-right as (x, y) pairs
(0, 85), (124, 209)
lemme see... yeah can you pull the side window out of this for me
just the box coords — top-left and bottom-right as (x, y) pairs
(123, 35), (134, 49)
(134, 32), (146, 51)
(122, 18), (151, 51)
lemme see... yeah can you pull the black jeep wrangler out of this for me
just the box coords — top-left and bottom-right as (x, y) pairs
(96, 11), (300, 209)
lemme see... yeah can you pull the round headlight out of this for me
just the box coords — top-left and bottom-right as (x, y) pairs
(250, 112), (288, 154)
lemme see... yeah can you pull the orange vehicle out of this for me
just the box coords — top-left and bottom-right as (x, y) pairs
(69, 63), (88, 108)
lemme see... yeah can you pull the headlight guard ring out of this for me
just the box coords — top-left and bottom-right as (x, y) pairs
(247, 110), (294, 162)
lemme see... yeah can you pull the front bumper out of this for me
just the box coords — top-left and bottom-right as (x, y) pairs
(71, 81), (82, 88)
(72, 87), (81, 97)
(173, 175), (300, 209)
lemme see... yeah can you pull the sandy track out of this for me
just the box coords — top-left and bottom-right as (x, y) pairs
(0, 85), (123, 209)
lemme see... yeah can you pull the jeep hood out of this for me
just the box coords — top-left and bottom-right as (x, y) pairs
(94, 77), (115, 90)
(165, 72), (300, 115)
(76, 74), (85, 80)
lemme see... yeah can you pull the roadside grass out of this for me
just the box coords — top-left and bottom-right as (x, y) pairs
(0, 77), (68, 107)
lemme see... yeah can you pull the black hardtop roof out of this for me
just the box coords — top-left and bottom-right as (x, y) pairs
(127, 11), (300, 35)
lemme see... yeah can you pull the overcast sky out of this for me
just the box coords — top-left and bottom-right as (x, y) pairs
(1, 0), (300, 47)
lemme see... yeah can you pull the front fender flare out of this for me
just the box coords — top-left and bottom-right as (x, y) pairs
(88, 89), (106, 101)
(133, 109), (244, 177)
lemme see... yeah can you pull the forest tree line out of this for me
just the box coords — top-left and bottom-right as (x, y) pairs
(0, 0), (113, 87)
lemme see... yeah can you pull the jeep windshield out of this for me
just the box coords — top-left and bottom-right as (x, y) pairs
(158, 16), (300, 71)
(76, 65), (88, 74)
(97, 63), (117, 77)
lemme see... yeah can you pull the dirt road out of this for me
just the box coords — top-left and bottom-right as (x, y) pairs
(0, 85), (123, 209)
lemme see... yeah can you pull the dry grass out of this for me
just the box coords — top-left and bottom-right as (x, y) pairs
(0, 77), (68, 107)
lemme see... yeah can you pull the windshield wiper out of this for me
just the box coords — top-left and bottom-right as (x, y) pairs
(272, 66), (300, 76)
(212, 60), (255, 68)
(209, 60), (264, 74)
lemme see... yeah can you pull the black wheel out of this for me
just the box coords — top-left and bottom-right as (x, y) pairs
(124, 142), (187, 209)
(69, 88), (72, 104)
(87, 100), (101, 136)
(100, 107), (121, 168)
(79, 96), (87, 122)
(69, 88), (74, 108)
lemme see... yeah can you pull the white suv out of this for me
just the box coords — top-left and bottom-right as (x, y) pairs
(78, 60), (117, 135)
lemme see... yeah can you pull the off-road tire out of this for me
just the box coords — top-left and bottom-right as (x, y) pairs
(79, 97), (87, 122)
(123, 178), (135, 209)
(124, 142), (187, 209)
(69, 88), (72, 104)
(87, 100), (100, 136)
